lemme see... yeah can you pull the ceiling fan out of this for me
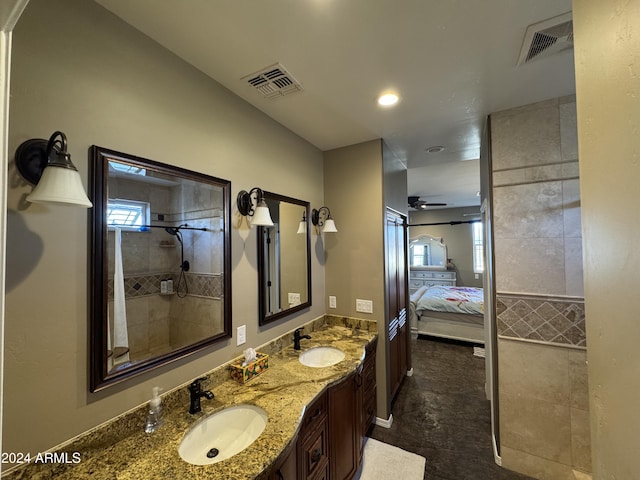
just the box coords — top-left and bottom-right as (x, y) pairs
(408, 196), (448, 210)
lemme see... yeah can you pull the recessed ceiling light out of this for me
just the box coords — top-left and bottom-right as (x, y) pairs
(378, 93), (399, 107)
(425, 146), (445, 153)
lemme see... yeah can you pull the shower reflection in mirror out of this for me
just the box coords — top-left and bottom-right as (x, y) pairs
(99, 155), (228, 379)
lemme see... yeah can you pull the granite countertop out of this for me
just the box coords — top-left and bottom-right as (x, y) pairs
(21, 324), (376, 480)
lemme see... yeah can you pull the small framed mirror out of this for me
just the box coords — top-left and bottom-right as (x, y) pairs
(89, 146), (232, 391)
(257, 192), (311, 325)
(409, 234), (447, 270)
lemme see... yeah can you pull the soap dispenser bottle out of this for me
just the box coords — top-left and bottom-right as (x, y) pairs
(144, 387), (163, 433)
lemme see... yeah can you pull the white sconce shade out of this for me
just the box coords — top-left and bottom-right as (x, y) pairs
(322, 218), (338, 233)
(15, 131), (93, 208)
(27, 165), (93, 207)
(251, 200), (274, 226)
(297, 210), (307, 234)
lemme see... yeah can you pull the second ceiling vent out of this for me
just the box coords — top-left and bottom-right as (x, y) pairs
(517, 12), (573, 66)
(242, 63), (303, 99)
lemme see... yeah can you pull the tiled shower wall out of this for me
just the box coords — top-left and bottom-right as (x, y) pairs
(107, 175), (225, 361)
(490, 97), (591, 478)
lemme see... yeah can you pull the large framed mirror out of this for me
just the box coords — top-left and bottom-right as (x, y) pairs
(409, 234), (448, 270)
(257, 192), (311, 325)
(89, 146), (232, 391)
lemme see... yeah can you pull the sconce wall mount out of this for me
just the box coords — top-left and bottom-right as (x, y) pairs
(311, 206), (338, 233)
(14, 131), (92, 208)
(237, 187), (274, 226)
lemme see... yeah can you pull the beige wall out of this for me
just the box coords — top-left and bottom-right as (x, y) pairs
(409, 206), (483, 287)
(4, 0), (324, 456)
(490, 97), (590, 478)
(574, 0), (640, 476)
(323, 140), (389, 417)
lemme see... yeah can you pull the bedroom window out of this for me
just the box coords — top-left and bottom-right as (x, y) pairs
(472, 221), (484, 273)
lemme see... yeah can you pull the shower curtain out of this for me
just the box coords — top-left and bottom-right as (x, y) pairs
(109, 227), (130, 368)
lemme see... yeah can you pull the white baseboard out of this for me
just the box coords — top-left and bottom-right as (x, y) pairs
(375, 414), (394, 429)
(406, 367), (414, 377)
(492, 435), (502, 466)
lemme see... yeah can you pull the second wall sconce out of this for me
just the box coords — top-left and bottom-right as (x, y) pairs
(297, 210), (307, 234)
(237, 187), (274, 226)
(14, 131), (92, 208)
(311, 206), (338, 233)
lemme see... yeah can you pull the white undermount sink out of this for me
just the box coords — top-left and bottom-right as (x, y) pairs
(299, 346), (346, 368)
(178, 404), (268, 466)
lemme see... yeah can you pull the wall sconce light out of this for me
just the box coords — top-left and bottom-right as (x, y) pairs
(237, 187), (274, 226)
(14, 131), (92, 208)
(311, 206), (338, 233)
(296, 210), (307, 234)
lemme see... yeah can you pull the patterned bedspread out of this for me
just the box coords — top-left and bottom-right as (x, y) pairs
(413, 285), (484, 315)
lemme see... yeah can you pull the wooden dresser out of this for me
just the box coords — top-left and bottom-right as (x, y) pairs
(409, 269), (456, 294)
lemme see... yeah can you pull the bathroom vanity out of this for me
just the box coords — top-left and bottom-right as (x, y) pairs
(5, 321), (376, 480)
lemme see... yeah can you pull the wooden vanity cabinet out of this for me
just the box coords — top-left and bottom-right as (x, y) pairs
(267, 340), (377, 480)
(328, 370), (359, 480)
(329, 338), (378, 480)
(359, 338), (378, 453)
(298, 391), (330, 480)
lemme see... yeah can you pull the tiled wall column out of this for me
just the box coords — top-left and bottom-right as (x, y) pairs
(490, 97), (591, 478)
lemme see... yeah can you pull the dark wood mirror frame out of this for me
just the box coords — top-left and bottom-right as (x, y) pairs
(257, 192), (311, 326)
(89, 146), (232, 392)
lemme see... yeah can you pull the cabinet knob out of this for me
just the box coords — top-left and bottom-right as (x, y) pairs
(311, 447), (322, 463)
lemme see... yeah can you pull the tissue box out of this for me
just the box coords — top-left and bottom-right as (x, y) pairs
(229, 352), (269, 384)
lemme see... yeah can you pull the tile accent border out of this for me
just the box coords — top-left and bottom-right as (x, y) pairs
(108, 273), (223, 300)
(496, 293), (586, 348)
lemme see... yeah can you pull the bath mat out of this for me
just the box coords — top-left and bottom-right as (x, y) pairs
(355, 438), (426, 480)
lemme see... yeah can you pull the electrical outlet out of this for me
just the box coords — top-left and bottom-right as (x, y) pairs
(329, 295), (337, 308)
(237, 325), (246, 346)
(356, 299), (373, 314)
(475, 273), (480, 279)
(288, 292), (301, 305)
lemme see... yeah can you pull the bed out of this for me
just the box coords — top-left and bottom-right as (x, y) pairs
(409, 284), (485, 344)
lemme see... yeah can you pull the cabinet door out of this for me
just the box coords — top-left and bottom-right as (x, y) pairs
(387, 209), (409, 400)
(329, 371), (359, 480)
(270, 443), (297, 480)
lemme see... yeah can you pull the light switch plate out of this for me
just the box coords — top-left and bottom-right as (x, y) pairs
(288, 292), (301, 305)
(237, 325), (246, 346)
(356, 299), (373, 314)
(329, 296), (337, 308)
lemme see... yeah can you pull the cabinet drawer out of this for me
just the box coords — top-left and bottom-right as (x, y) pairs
(424, 279), (455, 287)
(300, 423), (329, 480)
(409, 279), (424, 289)
(302, 393), (327, 434)
(412, 270), (455, 279)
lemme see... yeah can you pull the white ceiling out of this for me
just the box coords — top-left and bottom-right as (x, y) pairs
(95, 0), (576, 210)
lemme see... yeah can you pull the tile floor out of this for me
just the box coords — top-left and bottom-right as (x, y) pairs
(369, 335), (534, 480)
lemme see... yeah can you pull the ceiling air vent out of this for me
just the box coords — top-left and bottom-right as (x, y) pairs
(517, 12), (573, 66)
(242, 63), (302, 99)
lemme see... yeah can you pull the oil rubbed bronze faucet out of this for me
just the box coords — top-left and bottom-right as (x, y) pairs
(188, 377), (214, 414)
(293, 328), (312, 351)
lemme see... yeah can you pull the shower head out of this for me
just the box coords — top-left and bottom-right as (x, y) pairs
(164, 224), (188, 236)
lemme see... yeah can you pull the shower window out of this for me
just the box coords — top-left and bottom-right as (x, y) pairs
(107, 198), (150, 231)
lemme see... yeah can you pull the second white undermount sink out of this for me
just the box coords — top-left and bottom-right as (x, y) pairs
(178, 404), (268, 466)
(299, 346), (345, 368)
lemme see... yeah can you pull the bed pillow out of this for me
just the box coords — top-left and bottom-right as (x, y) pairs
(410, 285), (429, 304)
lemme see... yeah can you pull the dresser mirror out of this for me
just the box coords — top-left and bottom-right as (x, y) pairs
(409, 234), (447, 270)
(257, 192), (311, 325)
(89, 146), (232, 392)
